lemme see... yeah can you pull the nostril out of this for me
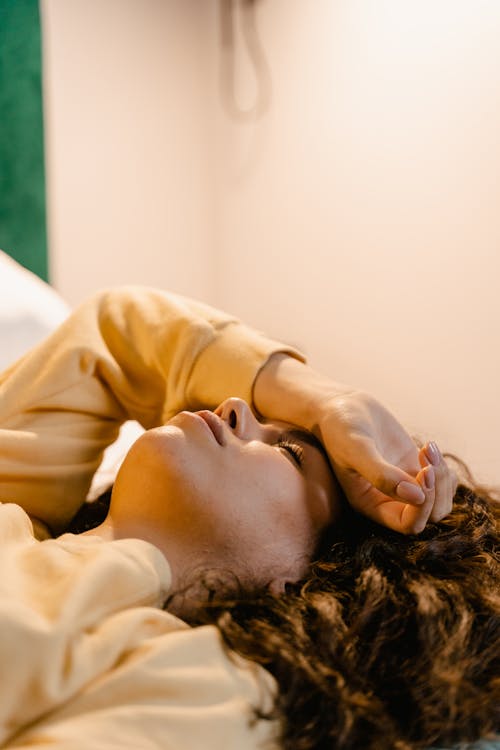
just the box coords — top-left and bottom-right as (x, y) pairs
(229, 410), (237, 429)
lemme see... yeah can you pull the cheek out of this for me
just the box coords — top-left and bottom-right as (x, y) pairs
(220, 448), (293, 500)
(227, 462), (319, 586)
(234, 453), (313, 537)
(259, 467), (324, 558)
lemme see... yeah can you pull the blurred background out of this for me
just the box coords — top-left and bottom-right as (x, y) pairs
(1, 0), (499, 485)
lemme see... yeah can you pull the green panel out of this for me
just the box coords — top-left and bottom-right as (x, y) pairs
(0, 0), (48, 281)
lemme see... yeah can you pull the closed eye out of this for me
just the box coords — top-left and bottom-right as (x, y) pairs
(275, 437), (304, 469)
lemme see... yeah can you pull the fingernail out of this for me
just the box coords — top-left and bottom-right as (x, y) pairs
(424, 465), (435, 490)
(425, 441), (441, 467)
(396, 481), (426, 504)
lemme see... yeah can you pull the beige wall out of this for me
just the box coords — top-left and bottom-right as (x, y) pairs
(211, 0), (500, 486)
(42, 1), (500, 485)
(41, 0), (216, 304)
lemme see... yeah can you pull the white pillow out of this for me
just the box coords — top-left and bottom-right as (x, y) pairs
(0, 250), (70, 371)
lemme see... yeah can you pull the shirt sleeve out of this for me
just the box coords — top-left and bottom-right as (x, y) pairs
(5, 624), (278, 750)
(0, 286), (305, 532)
(0, 502), (278, 750)
(0, 501), (172, 747)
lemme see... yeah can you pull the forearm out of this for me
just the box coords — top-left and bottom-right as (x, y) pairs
(252, 352), (354, 434)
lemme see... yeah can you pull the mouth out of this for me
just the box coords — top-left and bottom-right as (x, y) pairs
(193, 411), (226, 446)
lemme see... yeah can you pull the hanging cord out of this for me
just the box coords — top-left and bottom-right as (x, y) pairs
(219, 0), (272, 121)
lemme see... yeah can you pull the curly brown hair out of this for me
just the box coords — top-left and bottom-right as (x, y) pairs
(188, 457), (500, 750)
(69, 458), (499, 749)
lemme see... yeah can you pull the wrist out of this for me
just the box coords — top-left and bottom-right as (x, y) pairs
(252, 352), (353, 432)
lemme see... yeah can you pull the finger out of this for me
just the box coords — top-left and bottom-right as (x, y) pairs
(417, 446), (438, 522)
(398, 465), (435, 533)
(343, 444), (435, 533)
(421, 442), (455, 522)
(418, 446), (430, 470)
(347, 436), (426, 506)
(362, 472), (434, 534)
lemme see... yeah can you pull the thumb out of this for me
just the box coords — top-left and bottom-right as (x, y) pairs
(346, 439), (426, 505)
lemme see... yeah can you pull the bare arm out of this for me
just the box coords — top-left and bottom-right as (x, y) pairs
(253, 353), (457, 534)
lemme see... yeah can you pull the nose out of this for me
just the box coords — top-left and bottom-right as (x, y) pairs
(214, 397), (263, 441)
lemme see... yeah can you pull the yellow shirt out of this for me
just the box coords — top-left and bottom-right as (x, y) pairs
(0, 501), (277, 749)
(0, 285), (303, 534)
(0, 286), (304, 748)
